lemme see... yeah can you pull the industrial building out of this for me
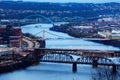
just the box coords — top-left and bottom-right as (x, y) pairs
(0, 25), (22, 47)
(98, 30), (120, 40)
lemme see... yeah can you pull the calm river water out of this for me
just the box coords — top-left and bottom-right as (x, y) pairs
(0, 24), (119, 80)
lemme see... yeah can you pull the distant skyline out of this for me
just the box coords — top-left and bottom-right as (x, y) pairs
(19, 0), (120, 3)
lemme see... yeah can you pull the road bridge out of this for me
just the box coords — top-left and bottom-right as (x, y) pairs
(22, 48), (120, 73)
(34, 48), (120, 57)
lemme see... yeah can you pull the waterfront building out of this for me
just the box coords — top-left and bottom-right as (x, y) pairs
(0, 25), (22, 47)
(98, 30), (120, 40)
(73, 26), (93, 29)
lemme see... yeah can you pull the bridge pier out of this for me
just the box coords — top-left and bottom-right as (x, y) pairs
(25, 52), (40, 64)
(72, 62), (77, 73)
(112, 65), (117, 75)
(38, 40), (46, 48)
(92, 59), (98, 68)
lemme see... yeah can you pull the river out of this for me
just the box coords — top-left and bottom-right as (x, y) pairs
(0, 23), (119, 80)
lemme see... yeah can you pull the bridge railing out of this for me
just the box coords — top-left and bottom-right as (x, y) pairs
(34, 48), (120, 57)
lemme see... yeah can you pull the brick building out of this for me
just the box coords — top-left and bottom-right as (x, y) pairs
(0, 25), (22, 47)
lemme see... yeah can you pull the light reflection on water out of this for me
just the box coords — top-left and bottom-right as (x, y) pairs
(0, 63), (95, 80)
(46, 39), (120, 50)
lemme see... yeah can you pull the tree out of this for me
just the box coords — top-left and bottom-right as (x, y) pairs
(91, 66), (120, 80)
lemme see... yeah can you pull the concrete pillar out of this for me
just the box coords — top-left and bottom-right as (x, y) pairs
(43, 40), (46, 48)
(38, 40), (46, 48)
(112, 65), (117, 75)
(72, 62), (77, 73)
(92, 59), (98, 68)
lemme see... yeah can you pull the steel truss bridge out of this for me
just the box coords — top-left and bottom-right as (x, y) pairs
(24, 48), (120, 73)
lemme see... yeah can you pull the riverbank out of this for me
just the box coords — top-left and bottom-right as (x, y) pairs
(50, 26), (120, 48)
(0, 36), (45, 74)
(88, 39), (120, 48)
(0, 55), (40, 74)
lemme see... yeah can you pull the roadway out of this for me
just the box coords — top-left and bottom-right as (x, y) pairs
(22, 37), (40, 48)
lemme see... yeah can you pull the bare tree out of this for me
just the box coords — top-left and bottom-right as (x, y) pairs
(91, 66), (120, 80)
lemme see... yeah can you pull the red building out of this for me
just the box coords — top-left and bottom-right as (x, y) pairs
(0, 25), (22, 47)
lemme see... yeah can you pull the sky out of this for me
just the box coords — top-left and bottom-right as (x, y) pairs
(22, 0), (120, 3)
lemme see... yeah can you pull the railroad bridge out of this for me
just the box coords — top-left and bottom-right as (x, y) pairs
(24, 48), (120, 73)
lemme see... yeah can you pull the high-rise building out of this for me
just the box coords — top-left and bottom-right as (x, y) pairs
(0, 25), (22, 47)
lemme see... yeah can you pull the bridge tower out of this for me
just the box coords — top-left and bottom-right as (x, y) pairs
(38, 30), (46, 48)
(42, 30), (45, 40)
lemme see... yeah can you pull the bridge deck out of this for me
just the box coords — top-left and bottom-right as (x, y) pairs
(34, 48), (120, 57)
